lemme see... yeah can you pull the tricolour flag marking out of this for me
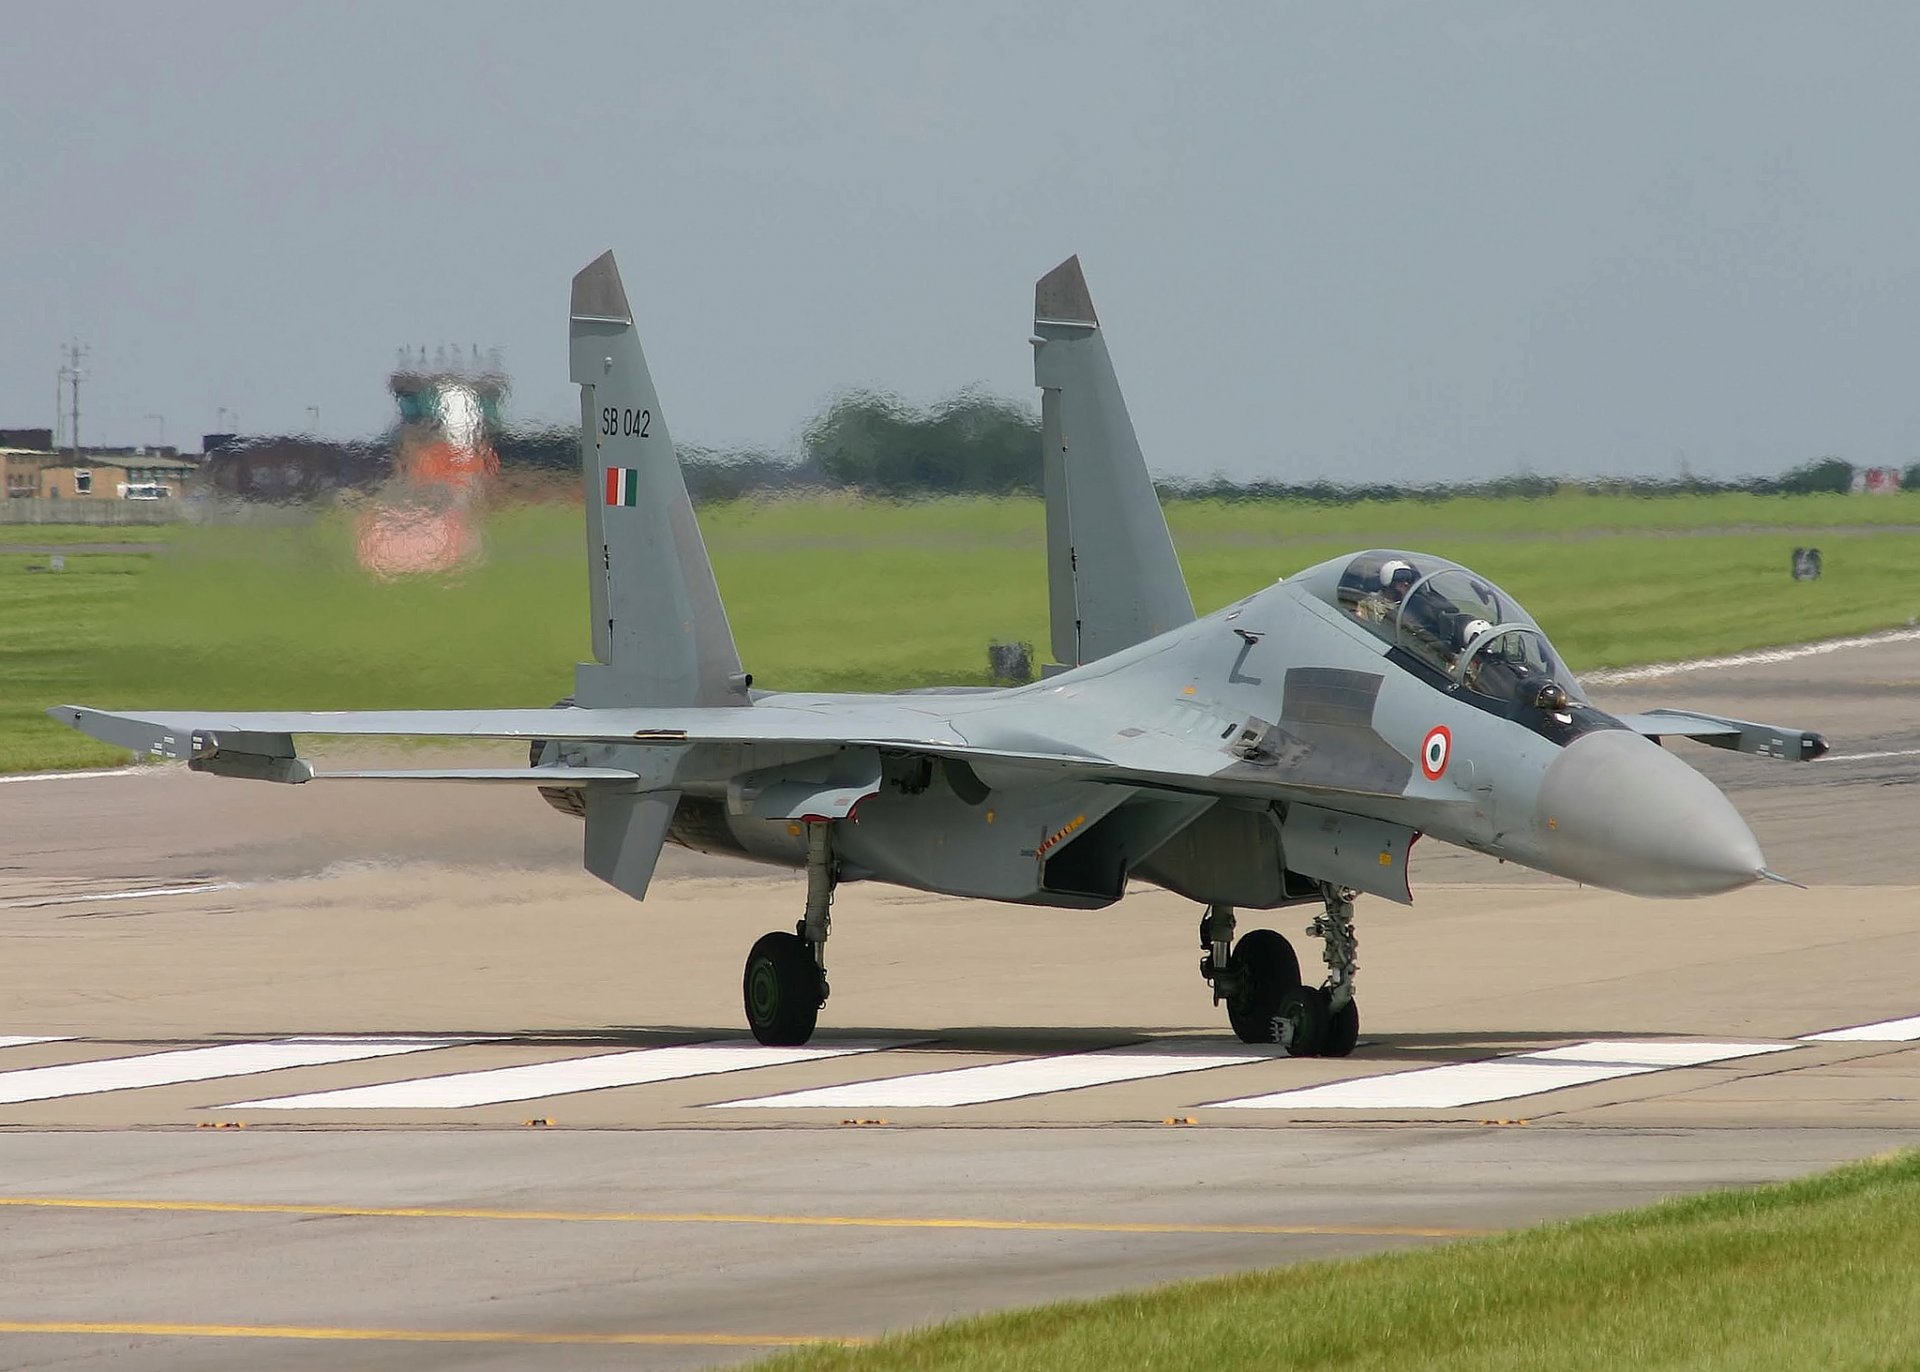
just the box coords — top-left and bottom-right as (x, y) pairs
(604, 467), (639, 506)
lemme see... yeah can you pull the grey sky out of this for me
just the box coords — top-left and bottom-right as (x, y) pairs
(5, 2), (1917, 481)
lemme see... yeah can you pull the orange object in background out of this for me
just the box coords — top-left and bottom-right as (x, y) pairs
(353, 369), (505, 578)
(403, 435), (499, 492)
(354, 504), (478, 579)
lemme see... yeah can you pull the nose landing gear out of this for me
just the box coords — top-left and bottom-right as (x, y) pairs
(1306, 884), (1361, 1058)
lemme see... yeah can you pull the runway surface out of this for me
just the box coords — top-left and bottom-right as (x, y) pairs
(2, 636), (1917, 1367)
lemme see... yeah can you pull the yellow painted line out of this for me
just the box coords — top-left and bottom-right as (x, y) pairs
(0, 1320), (858, 1347)
(0, 1194), (1484, 1239)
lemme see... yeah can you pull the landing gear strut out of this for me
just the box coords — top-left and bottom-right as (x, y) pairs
(743, 821), (835, 1046)
(1296, 884), (1360, 1058)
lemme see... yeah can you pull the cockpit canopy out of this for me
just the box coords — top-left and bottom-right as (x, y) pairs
(1292, 550), (1583, 713)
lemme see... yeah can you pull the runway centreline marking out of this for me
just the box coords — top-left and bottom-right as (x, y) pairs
(219, 1039), (911, 1110)
(0, 1036), (72, 1051)
(1207, 1040), (1794, 1111)
(0, 1196), (1486, 1239)
(1827, 748), (1920, 762)
(0, 881), (247, 910)
(0, 1037), (462, 1105)
(718, 1040), (1278, 1109)
(0, 1320), (862, 1348)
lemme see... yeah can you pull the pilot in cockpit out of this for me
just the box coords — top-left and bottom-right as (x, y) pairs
(1353, 559), (1417, 624)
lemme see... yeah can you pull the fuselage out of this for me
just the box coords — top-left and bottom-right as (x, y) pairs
(578, 550), (1765, 906)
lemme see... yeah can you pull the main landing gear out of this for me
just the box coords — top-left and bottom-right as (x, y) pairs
(743, 821), (835, 1046)
(1200, 884), (1360, 1057)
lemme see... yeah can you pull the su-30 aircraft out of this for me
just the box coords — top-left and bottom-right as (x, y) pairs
(57, 252), (1828, 1055)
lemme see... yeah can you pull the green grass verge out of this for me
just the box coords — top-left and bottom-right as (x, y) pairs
(4, 493), (1918, 773)
(755, 1149), (1920, 1372)
(0, 523), (188, 546)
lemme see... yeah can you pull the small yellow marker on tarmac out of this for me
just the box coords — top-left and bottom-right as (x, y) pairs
(524, 1118), (553, 1127)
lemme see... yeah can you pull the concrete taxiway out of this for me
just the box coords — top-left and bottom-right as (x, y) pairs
(1, 635), (1917, 1367)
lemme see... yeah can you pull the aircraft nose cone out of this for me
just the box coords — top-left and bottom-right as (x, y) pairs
(1536, 729), (1765, 897)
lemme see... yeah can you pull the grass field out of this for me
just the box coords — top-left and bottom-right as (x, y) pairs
(4, 491), (1918, 773)
(753, 1149), (1920, 1372)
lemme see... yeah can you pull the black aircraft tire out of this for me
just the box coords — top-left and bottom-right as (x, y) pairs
(1321, 997), (1359, 1058)
(743, 932), (821, 1047)
(1225, 929), (1302, 1044)
(1276, 986), (1330, 1057)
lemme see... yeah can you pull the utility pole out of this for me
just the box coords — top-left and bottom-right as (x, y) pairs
(58, 343), (88, 462)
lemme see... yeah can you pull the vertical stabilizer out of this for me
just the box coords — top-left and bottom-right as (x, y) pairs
(1032, 256), (1194, 667)
(569, 251), (747, 710)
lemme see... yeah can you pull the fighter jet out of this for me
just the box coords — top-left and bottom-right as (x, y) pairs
(53, 252), (1827, 1056)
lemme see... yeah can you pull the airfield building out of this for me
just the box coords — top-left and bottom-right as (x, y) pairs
(35, 453), (200, 501)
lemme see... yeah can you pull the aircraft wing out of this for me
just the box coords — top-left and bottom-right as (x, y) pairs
(50, 702), (1108, 778)
(1614, 708), (1829, 762)
(50, 701), (1444, 810)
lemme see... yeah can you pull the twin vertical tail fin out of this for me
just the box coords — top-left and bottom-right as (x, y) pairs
(569, 250), (747, 711)
(567, 251), (746, 899)
(1031, 256), (1194, 669)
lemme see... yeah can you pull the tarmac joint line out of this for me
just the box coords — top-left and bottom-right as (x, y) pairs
(0, 1320), (862, 1347)
(0, 1194), (1486, 1239)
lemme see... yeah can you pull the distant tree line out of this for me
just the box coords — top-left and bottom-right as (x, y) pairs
(495, 390), (1042, 501)
(484, 393), (1913, 503)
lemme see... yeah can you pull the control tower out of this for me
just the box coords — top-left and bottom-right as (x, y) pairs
(356, 346), (507, 577)
(388, 345), (506, 487)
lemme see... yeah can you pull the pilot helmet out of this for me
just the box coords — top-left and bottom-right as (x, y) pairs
(1379, 559), (1415, 593)
(1459, 617), (1493, 648)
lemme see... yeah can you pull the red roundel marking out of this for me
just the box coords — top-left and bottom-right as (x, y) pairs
(1420, 725), (1451, 780)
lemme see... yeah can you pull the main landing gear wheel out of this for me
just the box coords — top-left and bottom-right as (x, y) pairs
(1225, 928), (1302, 1045)
(743, 931), (821, 1046)
(1275, 985), (1330, 1057)
(743, 819), (838, 1047)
